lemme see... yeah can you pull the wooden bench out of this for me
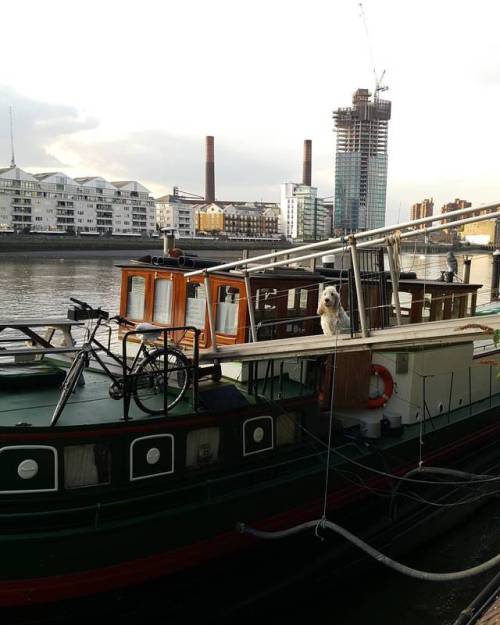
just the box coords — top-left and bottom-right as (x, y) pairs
(0, 318), (83, 363)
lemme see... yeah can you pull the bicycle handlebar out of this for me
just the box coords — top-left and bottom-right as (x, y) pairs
(112, 315), (134, 327)
(70, 297), (91, 309)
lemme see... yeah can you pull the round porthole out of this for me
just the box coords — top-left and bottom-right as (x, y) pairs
(17, 459), (39, 480)
(146, 447), (161, 465)
(253, 427), (265, 443)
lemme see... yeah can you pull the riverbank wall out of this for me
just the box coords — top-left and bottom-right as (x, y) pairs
(0, 234), (292, 254)
(0, 233), (494, 256)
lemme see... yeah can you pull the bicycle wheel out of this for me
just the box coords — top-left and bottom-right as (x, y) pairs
(133, 348), (190, 415)
(50, 352), (86, 426)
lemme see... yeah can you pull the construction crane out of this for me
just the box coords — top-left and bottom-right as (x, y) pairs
(358, 1), (388, 99)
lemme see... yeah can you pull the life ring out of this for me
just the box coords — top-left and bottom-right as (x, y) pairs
(367, 364), (394, 409)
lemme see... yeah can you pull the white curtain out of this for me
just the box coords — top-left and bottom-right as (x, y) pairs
(126, 276), (145, 320)
(153, 279), (172, 324)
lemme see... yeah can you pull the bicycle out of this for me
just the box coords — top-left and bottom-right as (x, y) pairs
(50, 298), (191, 426)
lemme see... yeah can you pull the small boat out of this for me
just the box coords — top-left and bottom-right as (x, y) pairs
(1, 203), (500, 608)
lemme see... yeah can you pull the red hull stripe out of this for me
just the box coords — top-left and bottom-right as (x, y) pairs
(0, 420), (498, 607)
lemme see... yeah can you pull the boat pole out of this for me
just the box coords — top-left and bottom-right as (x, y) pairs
(462, 256), (471, 284)
(349, 236), (369, 337)
(203, 272), (218, 351)
(244, 272), (258, 342)
(491, 249), (500, 301)
(386, 236), (402, 326)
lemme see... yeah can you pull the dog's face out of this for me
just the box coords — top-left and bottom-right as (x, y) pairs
(318, 285), (341, 317)
(321, 286), (340, 311)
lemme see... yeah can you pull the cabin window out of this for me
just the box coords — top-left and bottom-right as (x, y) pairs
(255, 288), (279, 339)
(126, 275), (145, 320)
(185, 283), (206, 329)
(215, 286), (240, 335)
(153, 278), (173, 324)
(64, 444), (111, 489)
(287, 288), (309, 314)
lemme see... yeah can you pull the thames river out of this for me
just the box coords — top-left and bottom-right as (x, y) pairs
(0, 248), (499, 625)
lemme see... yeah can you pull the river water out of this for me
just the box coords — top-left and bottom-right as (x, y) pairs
(0, 248), (499, 624)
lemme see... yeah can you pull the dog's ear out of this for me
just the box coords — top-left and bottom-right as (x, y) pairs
(317, 302), (325, 315)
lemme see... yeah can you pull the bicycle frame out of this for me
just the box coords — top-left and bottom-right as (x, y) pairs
(80, 318), (152, 387)
(121, 326), (200, 421)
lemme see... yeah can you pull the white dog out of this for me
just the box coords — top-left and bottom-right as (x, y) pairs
(317, 285), (350, 336)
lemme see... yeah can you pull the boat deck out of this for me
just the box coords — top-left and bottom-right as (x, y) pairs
(0, 363), (314, 428)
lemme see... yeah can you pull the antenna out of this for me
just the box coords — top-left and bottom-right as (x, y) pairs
(9, 106), (16, 168)
(358, 2), (388, 99)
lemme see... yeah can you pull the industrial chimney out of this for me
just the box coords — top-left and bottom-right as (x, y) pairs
(205, 136), (215, 203)
(302, 139), (312, 187)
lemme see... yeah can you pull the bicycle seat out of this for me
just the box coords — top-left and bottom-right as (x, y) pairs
(135, 323), (163, 342)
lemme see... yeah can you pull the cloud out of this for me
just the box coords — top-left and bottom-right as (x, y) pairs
(57, 131), (298, 200)
(0, 86), (98, 168)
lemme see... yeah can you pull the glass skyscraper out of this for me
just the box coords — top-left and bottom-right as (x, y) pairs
(333, 89), (391, 232)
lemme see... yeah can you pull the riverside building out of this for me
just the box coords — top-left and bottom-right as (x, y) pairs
(155, 194), (197, 238)
(333, 88), (391, 231)
(0, 166), (156, 235)
(279, 140), (327, 243)
(279, 183), (326, 242)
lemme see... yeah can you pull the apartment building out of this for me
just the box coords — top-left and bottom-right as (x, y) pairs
(155, 194), (196, 238)
(410, 198), (434, 229)
(280, 183), (326, 242)
(0, 166), (156, 235)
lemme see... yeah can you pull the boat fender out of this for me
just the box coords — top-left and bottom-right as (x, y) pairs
(367, 364), (394, 409)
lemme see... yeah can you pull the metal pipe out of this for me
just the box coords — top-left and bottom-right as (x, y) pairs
(244, 273), (258, 342)
(463, 257), (471, 284)
(491, 249), (500, 301)
(350, 239), (369, 337)
(386, 238), (402, 326)
(185, 202), (500, 277)
(203, 274), (218, 351)
(244, 209), (500, 274)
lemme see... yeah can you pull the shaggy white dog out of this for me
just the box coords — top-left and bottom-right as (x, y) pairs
(317, 285), (350, 336)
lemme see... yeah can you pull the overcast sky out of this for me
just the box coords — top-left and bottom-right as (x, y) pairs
(1, 0), (499, 223)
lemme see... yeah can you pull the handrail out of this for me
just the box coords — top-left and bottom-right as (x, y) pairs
(184, 201), (500, 277)
(244, 209), (500, 273)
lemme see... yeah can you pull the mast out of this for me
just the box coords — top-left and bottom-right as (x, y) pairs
(9, 107), (16, 168)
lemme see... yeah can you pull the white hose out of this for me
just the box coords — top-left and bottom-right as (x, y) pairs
(237, 519), (500, 582)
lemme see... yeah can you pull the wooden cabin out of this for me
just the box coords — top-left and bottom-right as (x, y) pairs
(118, 256), (326, 348)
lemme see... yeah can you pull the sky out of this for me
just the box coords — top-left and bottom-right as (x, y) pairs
(1, 0), (500, 224)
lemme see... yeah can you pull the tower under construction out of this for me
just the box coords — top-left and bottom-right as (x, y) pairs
(333, 88), (391, 231)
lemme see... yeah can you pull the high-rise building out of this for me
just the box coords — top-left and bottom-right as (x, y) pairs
(280, 183), (326, 242)
(441, 198), (472, 234)
(411, 198), (434, 229)
(279, 140), (327, 242)
(333, 88), (391, 231)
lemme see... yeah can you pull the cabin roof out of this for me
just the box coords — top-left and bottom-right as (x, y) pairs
(116, 261), (326, 282)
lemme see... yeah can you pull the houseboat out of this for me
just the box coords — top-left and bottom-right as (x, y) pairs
(0, 204), (500, 609)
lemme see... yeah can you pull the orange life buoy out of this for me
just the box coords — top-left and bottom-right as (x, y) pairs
(367, 364), (394, 409)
